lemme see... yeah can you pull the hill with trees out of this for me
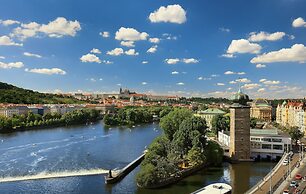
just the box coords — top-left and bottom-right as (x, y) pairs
(0, 82), (85, 104)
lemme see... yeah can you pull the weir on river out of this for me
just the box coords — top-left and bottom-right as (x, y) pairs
(0, 168), (109, 183)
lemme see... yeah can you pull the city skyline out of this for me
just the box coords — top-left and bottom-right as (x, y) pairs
(1, 0), (306, 99)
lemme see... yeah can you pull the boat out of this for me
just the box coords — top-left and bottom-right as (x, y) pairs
(191, 183), (232, 194)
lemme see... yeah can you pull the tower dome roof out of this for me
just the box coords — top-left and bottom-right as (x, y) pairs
(230, 88), (249, 105)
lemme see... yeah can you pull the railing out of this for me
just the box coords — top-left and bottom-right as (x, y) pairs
(246, 153), (288, 194)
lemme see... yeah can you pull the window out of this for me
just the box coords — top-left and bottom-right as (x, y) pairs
(272, 138), (282, 142)
(262, 138), (272, 142)
(273, 145), (283, 150)
(262, 144), (271, 149)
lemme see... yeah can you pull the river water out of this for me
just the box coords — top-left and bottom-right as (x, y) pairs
(0, 122), (275, 194)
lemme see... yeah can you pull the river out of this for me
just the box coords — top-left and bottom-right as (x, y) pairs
(0, 122), (275, 194)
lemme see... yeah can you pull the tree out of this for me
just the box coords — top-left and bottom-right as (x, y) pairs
(289, 127), (304, 145)
(211, 114), (230, 134)
(159, 108), (193, 140)
(250, 117), (257, 128)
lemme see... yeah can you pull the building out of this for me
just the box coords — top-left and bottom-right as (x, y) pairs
(250, 99), (272, 122)
(0, 107), (19, 117)
(218, 129), (291, 160)
(229, 88), (251, 161)
(194, 108), (226, 129)
(276, 101), (306, 132)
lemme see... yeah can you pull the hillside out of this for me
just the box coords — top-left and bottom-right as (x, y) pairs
(0, 82), (85, 104)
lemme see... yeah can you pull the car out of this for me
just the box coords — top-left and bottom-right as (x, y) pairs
(295, 174), (302, 180)
(283, 189), (289, 194)
(283, 159), (289, 165)
(290, 181), (298, 187)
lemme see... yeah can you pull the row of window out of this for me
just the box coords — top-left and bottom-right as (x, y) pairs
(250, 137), (282, 142)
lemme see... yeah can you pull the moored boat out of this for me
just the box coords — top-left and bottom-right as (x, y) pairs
(191, 183), (232, 194)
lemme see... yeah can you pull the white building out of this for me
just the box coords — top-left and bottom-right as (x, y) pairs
(218, 129), (291, 160)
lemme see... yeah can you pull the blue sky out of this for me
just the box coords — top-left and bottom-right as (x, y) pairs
(0, 0), (306, 99)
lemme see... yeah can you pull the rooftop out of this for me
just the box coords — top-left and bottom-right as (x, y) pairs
(198, 108), (226, 114)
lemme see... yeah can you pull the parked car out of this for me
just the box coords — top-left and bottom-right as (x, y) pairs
(283, 189), (289, 194)
(283, 159), (289, 165)
(290, 181), (298, 187)
(295, 174), (302, 180)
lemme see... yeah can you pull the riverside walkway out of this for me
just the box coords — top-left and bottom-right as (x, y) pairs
(246, 153), (299, 194)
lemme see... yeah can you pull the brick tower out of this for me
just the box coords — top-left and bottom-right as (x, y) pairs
(229, 88), (251, 161)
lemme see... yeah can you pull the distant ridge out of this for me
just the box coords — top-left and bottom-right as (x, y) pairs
(0, 82), (84, 104)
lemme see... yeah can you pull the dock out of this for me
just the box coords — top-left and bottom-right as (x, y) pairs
(105, 152), (146, 184)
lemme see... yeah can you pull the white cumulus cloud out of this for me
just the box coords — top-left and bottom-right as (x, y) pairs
(80, 53), (101, 63)
(149, 4), (187, 24)
(292, 17), (306, 28)
(176, 82), (185, 86)
(147, 45), (158, 53)
(236, 78), (251, 83)
(23, 52), (42, 58)
(248, 31), (286, 42)
(217, 83), (225, 86)
(120, 41), (135, 47)
(182, 58), (199, 64)
(0, 19), (20, 26)
(0, 61), (24, 69)
(165, 58), (180, 64)
(149, 38), (160, 43)
(227, 39), (261, 54)
(171, 71), (179, 75)
(125, 49), (139, 56)
(242, 83), (260, 90)
(90, 48), (101, 54)
(256, 64), (266, 68)
(25, 68), (66, 75)
(250, 44), (306, 64)
(99, 31), (109, 38)
(142, 61), (148, 64)
(0, 35), (23, 46)
(106, 48), (124, 56)
(115, 27), (148, 41)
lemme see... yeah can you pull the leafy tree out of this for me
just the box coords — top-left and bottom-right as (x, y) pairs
(289, 127), (304, 145)
(250, 117), (257, 128)
(159, 108), (193, 140)
(211, 114), (230, 134)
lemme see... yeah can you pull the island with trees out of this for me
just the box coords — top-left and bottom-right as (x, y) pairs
(0, 109), (101, 133)
(136, 108), (223, 188)
(103, 106), (173, 126)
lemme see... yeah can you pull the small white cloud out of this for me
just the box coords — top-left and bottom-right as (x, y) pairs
(90, 48), (101, 54)
(115, 27), (148, 41)
(149, 4), (187, 24)
(120, 41), (135, 47)
(176, 82), (185, 86)
(25, 67), (66, 75)
(256, 64), (266, 68)
(147, 45), (158, 53)
(250, 44), (306, 64)
(211, 74), (219, 77)
(0, 61), (24, 69)
(171, 71), (179, 75)
(236, 78), (251, 83)
(107, 48), (124, 56)
(142, 61), (148, 64)
(248, 31), (286, 42)
(227, 39), (261, 54)
(125, 49), (139, 56)
(258, 88), (265, 92)
(80, 53), (101, 63)
(99, 31), (109, 38)
(141, 82), (147, 85)
(99, 78), (103, 81)
(221, 53), (235, 58)
(242, 83), (260, 90)
(102, 60), (113, 64)
(0, 56), (5, 59)
(182, 58), (199, 64)
(198, 77), (211, 81)
(237, 72), (246, 75)
(165, 58), (180, 64)
(217, 83), (225, 86)
(90, 78), (96, 82)
(224, 71), (235, 75)
(0, 19), (20, 26)
(149, 37), (160, 44)
(0, 35), (23, 46)
(229, 81), (237, 84)
(292, 17), (306, 28)
(23, 52), (42, 58)
(219, 27), (230, 32)
(260, 79), (280, 85)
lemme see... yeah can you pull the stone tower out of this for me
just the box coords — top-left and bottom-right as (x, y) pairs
(229, 88), (251, 161)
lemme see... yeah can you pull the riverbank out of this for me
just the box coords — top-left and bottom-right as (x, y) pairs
(0, 109), (101, 134)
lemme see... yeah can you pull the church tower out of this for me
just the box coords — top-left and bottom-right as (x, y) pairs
(229, 88), (251, 161)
